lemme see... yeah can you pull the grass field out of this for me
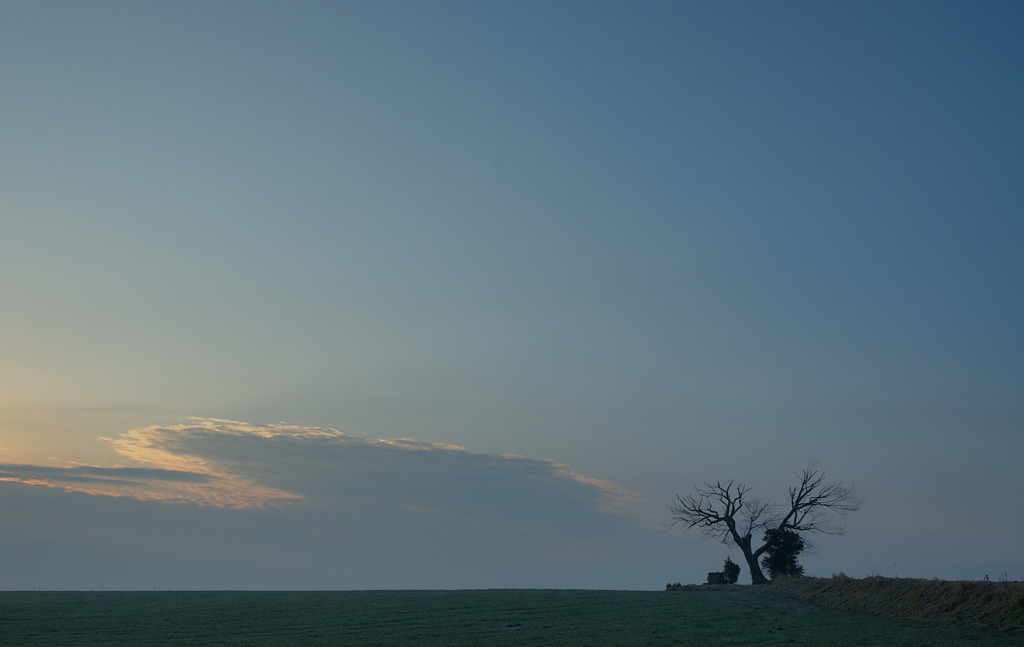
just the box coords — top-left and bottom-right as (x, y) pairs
(0, 588), (1019, 646)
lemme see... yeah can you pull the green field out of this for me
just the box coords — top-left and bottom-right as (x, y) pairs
(0, 588), (1018, 646)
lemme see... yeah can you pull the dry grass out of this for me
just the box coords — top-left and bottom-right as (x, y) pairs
(768, 575), (1024, 632)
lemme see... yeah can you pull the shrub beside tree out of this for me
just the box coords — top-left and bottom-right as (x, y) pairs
(760, 528), (805, 580)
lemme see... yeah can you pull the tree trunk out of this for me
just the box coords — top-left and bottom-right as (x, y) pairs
(736, 534), (768, 584)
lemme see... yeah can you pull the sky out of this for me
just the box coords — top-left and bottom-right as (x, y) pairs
(1, 0), (1022, 590)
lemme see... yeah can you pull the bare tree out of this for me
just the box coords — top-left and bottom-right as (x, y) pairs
(669, 466), (862, 584)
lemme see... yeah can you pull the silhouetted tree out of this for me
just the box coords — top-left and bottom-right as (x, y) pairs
(669, 466), (862, 584)
(722, 557), (741, 584)
(761, 528), (805, 580)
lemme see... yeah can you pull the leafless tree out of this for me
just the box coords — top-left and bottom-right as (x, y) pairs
(670, 466), (862, 584)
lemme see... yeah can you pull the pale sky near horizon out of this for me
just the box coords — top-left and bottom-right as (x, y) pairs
(2, 1), (1022, 589)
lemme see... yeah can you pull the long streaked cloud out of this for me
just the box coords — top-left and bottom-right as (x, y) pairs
(6, 418), (638, 515)
(0, 419), (670, 588)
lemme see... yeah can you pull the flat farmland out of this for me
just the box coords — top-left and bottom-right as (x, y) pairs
(0, 589), (1018, 646)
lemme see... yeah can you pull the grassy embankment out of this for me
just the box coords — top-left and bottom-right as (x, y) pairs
(767, 574), (1024, 632)
(0, 587), (1021, 646)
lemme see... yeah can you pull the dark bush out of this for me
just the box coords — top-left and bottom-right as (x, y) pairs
(723, 557), (741, 584)
(761, 528), (805, 580)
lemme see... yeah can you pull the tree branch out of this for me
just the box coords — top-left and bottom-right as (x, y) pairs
(779, 467), (863, 534)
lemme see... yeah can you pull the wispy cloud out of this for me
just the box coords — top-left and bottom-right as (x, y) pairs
(0, 462), (219, 503)
(0, 464), (212, 484)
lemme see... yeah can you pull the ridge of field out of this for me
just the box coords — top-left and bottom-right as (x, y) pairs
(0, 588), (1020, 646)
(768, 574), (1024, 632)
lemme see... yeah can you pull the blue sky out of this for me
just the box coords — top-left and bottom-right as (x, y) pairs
(1, 1), (1022, 589)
